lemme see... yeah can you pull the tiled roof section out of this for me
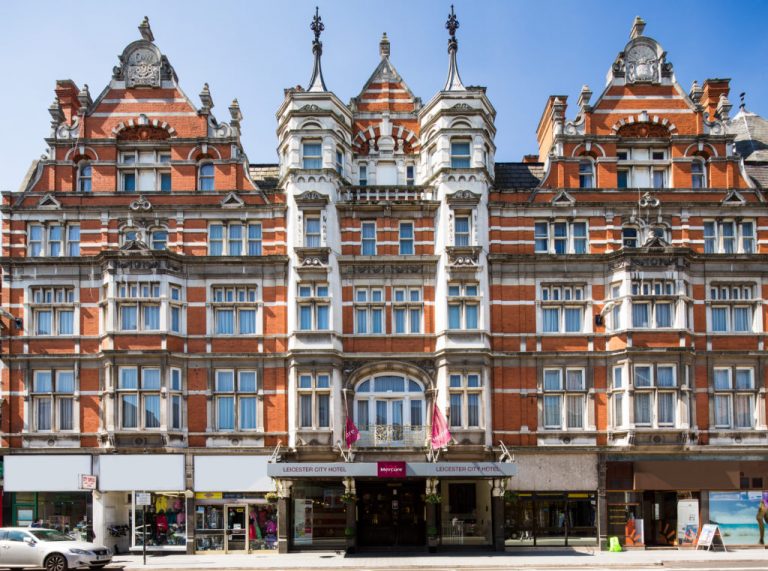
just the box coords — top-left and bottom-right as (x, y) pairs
(249, 164), (279, 190)
(745, 163), (768, 188)
(494, 162), (545, 189)
(727, 110), (768, 162)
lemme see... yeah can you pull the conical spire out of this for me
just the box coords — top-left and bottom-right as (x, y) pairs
(443, 5), (465, 91)
(307, 6), (328, 92)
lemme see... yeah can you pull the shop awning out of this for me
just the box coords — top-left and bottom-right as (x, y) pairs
(194, 456), (272, 492)
(97, 454), (185, 491)
(4, 455), (92, 492)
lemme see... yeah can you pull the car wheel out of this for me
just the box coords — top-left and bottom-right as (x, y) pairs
(44, 553), (68, 571)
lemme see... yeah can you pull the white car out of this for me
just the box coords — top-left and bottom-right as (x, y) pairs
(0, 528), (112, 570)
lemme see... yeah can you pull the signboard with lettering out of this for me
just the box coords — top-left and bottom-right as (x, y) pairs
(696, 524), (726, 551)
(267, 461), (517, 478)
(378, 461), (406, 478)
(79, 474), (97, 490)
(135, 492), (152, 506)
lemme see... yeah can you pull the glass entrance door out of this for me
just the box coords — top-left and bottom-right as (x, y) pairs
(225, 505), (247, 552)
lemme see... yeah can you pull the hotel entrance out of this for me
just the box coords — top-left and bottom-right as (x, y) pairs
(357, 481), (425, 549)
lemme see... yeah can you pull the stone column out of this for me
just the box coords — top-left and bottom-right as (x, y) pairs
(597, 454), (608, 550)
(344, 478), (356, 552)
(491, 479), (505, 551)
(276, 479), (293, 554)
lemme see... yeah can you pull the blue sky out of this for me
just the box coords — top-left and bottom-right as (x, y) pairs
(3, 0), (768, 191)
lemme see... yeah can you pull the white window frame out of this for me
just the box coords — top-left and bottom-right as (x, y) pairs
(297, 282), (330, 331)
(116, 281), (162, 332)
(27, 223), (80, 257)
(578, 158), (594, 188)
(691, 158), (706, 189)
(534, 220), (588, 254)
(77, 161), (92, 192)
(118, 150), (171, 192)
(616, 147), (670, 189)
(447, 283), (480, 330)
(393, 287), (422, 334)
(302, 140), (322, 170)
(213, 369), (260, 432)
(542, 368), (587, 430)
(632, 363), (678, 428)
(361, 221), (376, 256)
(117, 366), (163, 430)
(198, 161), (215, 191)
(448, 372), (483, 429)
(211, 286), (259, 336)
(399, 221), (414, 255)
(297, 372), (332, 429)
(208, 222), (263, 256)
(450, 140), (472, 169)
(704, 219), (755, 254)
(713, 367), (756, 429)
(540, 284), (586, 334)
(354, 287), (385, 335)
(708, 283), (755, 333)
(169, 368), (184, 431)
(359, 163), (368, 186)
(454, 213), (472, 247)
(30, 286), (76, 336)
(30, 370), (76, 433)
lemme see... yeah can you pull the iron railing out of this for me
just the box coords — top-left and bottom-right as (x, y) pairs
(356, 424), (428, 447)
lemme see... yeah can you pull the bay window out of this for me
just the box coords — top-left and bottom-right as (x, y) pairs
(713, 367), (755, 429)
(630, 279), (681, 329)
(633, 364), (677, 427)
(117, 282), (160, 331)
(448, 372), (482, 428)
(302, 141), (322, 169)
(450, 140), (471, 168)
(118, 367), (161, 429)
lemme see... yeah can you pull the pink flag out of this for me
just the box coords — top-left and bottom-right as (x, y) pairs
(345, 416), (360, 447)
(431, 402), (452, 449)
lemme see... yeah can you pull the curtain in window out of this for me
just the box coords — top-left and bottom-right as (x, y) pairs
(356, 309), (368, 333)
(632, 303), (649, 327)
(553, 223), (567, 254)
(733, 307), (751, 332)
(316, 305), (329, 329)
(239, 309), (256, 334)
(142, 369), (161, 390)
(143, 305), (160, 330)
(36, 310), (52, 335)
(216, 371), (235, 392)
(375, 400), (387, 425)
(36, 398), (52, 431)
(371, 308), (383, 333)
(455, 217), (470, 246)
(48, 226), (62, 256)
(714, 369), (730, 390)
(239, 372), (257, 392)
(68, 226), (80, 255)
(409, 308), (422, 333)
(228, 225), (243, 256)
(735, 369), (753, 389)
(299, 306), (312, 330)
(448, 304), (461, 329)
(613, 393), (623, 427)
(634, 393), (651, 424)
(572, 223), (587, 254)
(248, 224), (262, 255)
(299, 394), (313, 428)
(466, 393), (480, 427)
(393, 308), (406, 333)
(534, 222), (548, 252)
(209, 225), (224, 255)
(721, 222), (735, 254)
(305, 219), (321, 247)
(657, 367), (675, 387)
(710, 307), (727, 331)
(566, 370), (584, 390)
(58, 398), (74, 430)
(714, 394), (732, 427)
(735, 394), (754, 428)
(564, 308), (582, 332)
(543, 308), (560, 332)
(449, 393), (463, 427)
(543, 395), (562, 428)
(171, 306), (181, 333)
(566, 395), (584, 428)
(544, 370), (562, 391)
(356, 400), (369, 430)
(240, 397), (257, 429)
(217, 397), (235, 430)
(703, 222), (716, 253)
(657, 392), (675, 424)
(121, 305), (138, 330)
(58, 310), (74, 335)
(171, 395), (182, 429)
(655, 303), (672, 327)
(410, 400), (423, 427)
(634, 367), (651, 388)
(465, 304), (478, 329)
(742, 222), (755, 253)
(216, 309), (235, 334)
(122, 394), (138, 428)
(57, 372), (75, 393)
(144, 395), (161, 428)
(119, 368), (138, 390)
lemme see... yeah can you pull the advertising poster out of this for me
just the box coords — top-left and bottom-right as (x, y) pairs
(625, 516), (644, 545)
(709, 491), (768, 545)
(677, 499), (699, 546)
(293, 499), (313, 545)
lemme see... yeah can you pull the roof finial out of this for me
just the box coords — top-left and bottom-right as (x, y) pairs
(307, 6), (328, 92)
(380, 32), (390, 59)
(740, 92), (746, 110)
(630, 16), (646, 40)
(443, 4), (465, 91)
(139, 16), (154, 42)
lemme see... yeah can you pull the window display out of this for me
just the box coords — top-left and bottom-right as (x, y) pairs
(133, 492), (186, 549)
(441, 481), (492, 545)
(194, 494), (277, 552)
(505, 491), (596, 547)
(291, 483), (345, 549)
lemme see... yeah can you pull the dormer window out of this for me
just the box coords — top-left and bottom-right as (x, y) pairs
(450, 140), (471, 169)
(302, 141), (322, 169)
(578, 159), (594, 188)
(616, 147), (668, 189)
(77, 162), (92, 192)
(198, 162), (215, 191)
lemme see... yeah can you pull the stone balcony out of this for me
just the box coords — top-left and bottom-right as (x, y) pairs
(339, 186), (434, 203)
(357, 424), (428, 448)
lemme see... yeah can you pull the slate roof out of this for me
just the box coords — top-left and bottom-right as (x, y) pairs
(249, 164), (279, 190)
(493, 162), (545, 189)
(745, 163), (768, 188)
(728, 109), (768, 162)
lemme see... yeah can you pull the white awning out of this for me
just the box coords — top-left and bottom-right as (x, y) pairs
(4, 455), (92, 492)
(194, 456), (272, 492)
(97, 455), (185, 491)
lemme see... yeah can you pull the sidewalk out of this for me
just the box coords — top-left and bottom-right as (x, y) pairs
(113, 547), (768, 570)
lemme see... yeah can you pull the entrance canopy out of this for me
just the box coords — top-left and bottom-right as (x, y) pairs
(267, 461), (516, 478)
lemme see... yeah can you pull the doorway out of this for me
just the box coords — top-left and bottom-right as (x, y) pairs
(225, 505), (247, 552)
(642, 491), (678, 546)
(357, 482), (425, 549)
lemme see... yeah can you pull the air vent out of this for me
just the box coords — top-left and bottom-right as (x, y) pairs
(734, 436), (743, 444)
(134, 437), (146, 446)
(47, 438), (56, 447)
(652, 435), (662, 444)
(562, 436), (572, 444)
(230, 438), (240, 446)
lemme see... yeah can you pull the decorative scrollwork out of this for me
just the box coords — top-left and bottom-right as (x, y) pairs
(129, 196), (152, 211)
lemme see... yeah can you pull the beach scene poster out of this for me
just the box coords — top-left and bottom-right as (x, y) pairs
(709, 492), (764, 545)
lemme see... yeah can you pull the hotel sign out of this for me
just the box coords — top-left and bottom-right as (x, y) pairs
(267, 461), (516, 478)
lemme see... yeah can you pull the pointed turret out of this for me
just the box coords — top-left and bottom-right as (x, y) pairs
(307, 7), (328, 92)
(443, 5), (465, 91)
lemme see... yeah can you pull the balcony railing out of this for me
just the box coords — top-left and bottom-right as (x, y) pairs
(341, 186), (433, 203)
(357, 424), (428, 447)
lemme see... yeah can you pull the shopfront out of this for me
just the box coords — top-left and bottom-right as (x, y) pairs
(268, 461), (516, 552)
(3, 455), (93, 538)
(193, 455), (275, 553)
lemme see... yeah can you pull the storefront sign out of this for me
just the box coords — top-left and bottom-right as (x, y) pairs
(267, 461), (517, 478)
(697, 524), (726, 551)
(378, 462), (406, 478)
(135, 492), (152, 506)
(98, 454), (185, 491)
(195, 492), (223, 500)
(677, 499), (699, 546)
(4, 455), (92, 492)
(194, 456), (272, 493)
(79, 474), (97, 490)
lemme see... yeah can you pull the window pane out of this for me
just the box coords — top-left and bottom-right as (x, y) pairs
(634, 393), (651, 424)
(703, 222), (716, 253)
(566, 395), (584, 428)
(240, 397), (257, 429)
(299, 305), (312, 330)
(613, 368), (623, 389)
(467, 394), (480, 427)
(655, 303), (672, 328)
(465, 304), (478, 329)
(317, 394), (330, 428)
(143, 305), (160, 330)
(450, 393), (463, 427)
(122, 394), (138, 428)
(658, 393), (675, 424)
(534, 222), (548, 252)
(239, 371), (257, 392)
(216, 371), (235, 392)
(613, 393), (623, 427)
(56, 371), (75, 393)
(356, 308), (367, 334)
(239, 309), (257, 334)
(711, 307), (727, 332)
(372, 308), (383, 333)
(543, 308), (560, 332)
(36, 398), (52, 431)
(144, 395), (161, 428)
(733, 307), (751, 332)
(544, 370), (561, 391)
(217, 397), (235, 430)
(34, 371), (53, 393)
(735, 369), (753, 390)
(119, 368), (138, 390)
(448, 304), (461, 329)
(59, 398), (74, 431)
(36, 310), (52, 335)
(316, 305), (329, 329)
(566, 370), (584, 391)
(121, 305), (137, 330)
(714, 369), (731, 390)
(735, 394), (754, 428)
(142, 369), (161, 390)
(394, 308), (406, 333)
(564, 308), (582, 332)
(657, 367), (675, 388)
(58, 310), (74, 335)
(543, 395), (562, 428)
(409, 309), (421, 333)
(216, 309), (235, 334)
(632, 303), (649, 328)
(410, 400), (423, 426)
(714, 394), (731, 427)
(300, 394), (313, 427)
(634, 367), (652, 388)
(171, 395), (182, 429)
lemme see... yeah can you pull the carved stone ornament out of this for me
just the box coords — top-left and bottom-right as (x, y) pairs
(125, 46), (161, 88)
(130, 196), (153, 211)
(298, 104), (322, 112)
(301, 256), (327, 267)
(625, 42), (659, 84)
(617, 122), (669, 138)
(447, 189), (481, 205)
(451, 103), (472, 111)
(295, 190), (329, 205)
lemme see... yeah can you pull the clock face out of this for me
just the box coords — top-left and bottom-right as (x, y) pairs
(627, 44), (656, 64)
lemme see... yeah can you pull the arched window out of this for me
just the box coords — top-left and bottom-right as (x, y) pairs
(150, 229), (168, 250)
(578, 159), (594, 188)
(121, 227), (140, 246)
(354, 375), (426, 447)
(77, 162), (92, 192)
(691, 158), (706, 189)
(198, 162), (215, 191)
(622, 226), (639, 248)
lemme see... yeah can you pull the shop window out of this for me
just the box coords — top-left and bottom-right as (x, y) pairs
(534, 221), (588, 254)
(214, 370), (260, 431)
(354, 288), (384, 334)
(297, 372), (331, 429)
(361, 221), (376, 255)
(27, 223), (80, 257)
(450, 140), (471, 168)
(195, 500), (277, 552)
(442, 482), (493, 546)
(77, 162), (92, 192)
(211, 286), (258, 335)
(578, 159), (594, 188)
(133, 493), (187, 548)
(291, 483), (345, 549)
(31, 370), (76, 432)
(31, 286), (75, 336)
(713, 367), (755, 429)
(399, 221), (414, 255)
(297, 283), (330, 331)
(354, 375), (425, 446)
(709, 283), (755, 333)
(393, 287), (422, 334)
(540, 284), (586, 334)
(302, 141), (322, 169)
(632, 364), (677, 427)
(447, 283), (479, 330)
(208, 222), (262, 256)
(118, 367), (162, 430)
(119, 150), (171, 192)
(198, 162), (215, 191)
(704, 219), (754, 254)
(448, 373), (482, 428)
(542, 368), (586, 430)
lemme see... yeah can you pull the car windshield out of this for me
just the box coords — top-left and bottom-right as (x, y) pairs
(28, 529), (73, 542)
